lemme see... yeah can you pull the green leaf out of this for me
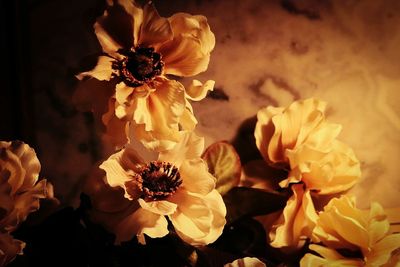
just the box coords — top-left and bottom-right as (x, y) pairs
(202, 141), (241, 195)
(223, 187), (288, 224)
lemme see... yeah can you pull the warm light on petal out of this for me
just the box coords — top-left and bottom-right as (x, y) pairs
(224, 257), (266, 267)
(254, 98), (339, 165)
(186, 79), (215, 101)
(76, 56), (116, 81)
(284, 140), (361, 194)
(0, 233), (25, 267)
(160, 13), (215, 77)
(269, 184), (317, 249)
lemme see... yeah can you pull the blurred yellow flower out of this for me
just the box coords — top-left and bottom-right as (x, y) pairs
(269, 183), (318, 250)
(77, 0), (215, 150)
(99, 131), (226, 246)
(0, 141), (54, 266)
(301, 196), (400, 266)
(224, 257), (267, 267)
(254, 98), (341, 167)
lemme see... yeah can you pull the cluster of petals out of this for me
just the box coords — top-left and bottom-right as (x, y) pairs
(301, 196), (400, 266)
(253, 98), (362, 249)
(77, 0), (215, 151)
(0, 141), (53, 266)
(96, 131), (226, 246)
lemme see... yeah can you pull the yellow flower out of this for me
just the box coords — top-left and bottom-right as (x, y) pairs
(99, 131), (226, 246)
(0, 141), (54, 265)
(254, 98), (341, 167)
(301, 196), (400, 266)
(254, 98), (360, 194)
(269, 183), (318, 250)
(77, 0), (215, 150)
(284, 140), (361, 194)
(224, 257), (267, 267)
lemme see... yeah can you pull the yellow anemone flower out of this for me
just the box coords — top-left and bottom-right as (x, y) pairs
(0, 141), (54, 265)
(77, 0), (215, 150)
(99, 131), (226, 246)
(301, 196), (400, 266)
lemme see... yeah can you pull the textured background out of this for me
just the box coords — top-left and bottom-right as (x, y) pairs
(1, 0), (399, 208)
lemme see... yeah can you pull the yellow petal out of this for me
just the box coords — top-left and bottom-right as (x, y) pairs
(270, 184), (317, 249)
(138, 198), (177, 215)
(102, 98), (130, 149)
(168, 190), (213, 245)
(113, 207), (168, 244)
(186, 79), (215, 101)
(368, 202), (390, 247)
(160, 13), (215, 77)
(179, 158), (215, 195)
(138, 3), (173, 49)
(366, 233), (400, 266)
(94, 0), (143, 56)
(99, 149), (140, 199)
(224, 257), (266, 267)
(158, 131), (204, 167)
(76, 56), (116, 81)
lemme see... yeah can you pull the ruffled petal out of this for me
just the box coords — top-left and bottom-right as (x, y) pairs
(0, 233), (25, 267)
(2, 179), (48, 232)
(113, 207), (169, 244)
(137, 3), (173, 49)
(179, 158), (215, 195)
(102, 98), (130, 149)
(159, 13), (215, 77)
(94, 0), (143, 56)
(0, 145), (25, 196)
(5, 141), (41, 193)
(300, 245), (364, 267)
(76, 56), (116, 81)
(99, 148), (143, 199)
(138, 198), (177, 215)
(185, 79), (215, 101)
(168, 190), (213, 245)
(367, 202), (390, 247)
(269, 184), (317, 249)
(366, 233), (400, 266)
(158, 131), (204, 167)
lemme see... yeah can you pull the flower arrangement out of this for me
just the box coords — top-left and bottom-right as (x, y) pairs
(1, 0), (399, 266)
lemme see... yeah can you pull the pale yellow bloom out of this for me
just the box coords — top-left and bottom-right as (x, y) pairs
(269, 183), (318, 250)
(301, 196), (400, 266)
(224, 257), (267, 267)
(254, 98), (341, 166)
(99, 131), (226, 245)
(254, 98), (361, 194)
(0, 141), (54, 266)
(77, 0), (215, 150)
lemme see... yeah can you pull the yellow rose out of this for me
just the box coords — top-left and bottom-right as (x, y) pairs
(269, 183), (318, 250)
(76, 0), (215, 150)
(98, 131), (226, 246)
(283, 140), (361, 194)
(254, 98), (341, 167)
(0, 141), (54, 265)
(224, 257), (267, 267)
(301, 196), (400, 266)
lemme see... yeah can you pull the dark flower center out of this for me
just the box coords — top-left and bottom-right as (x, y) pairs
(117, 46), (164, 87)
(138, 161), (182, 201)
